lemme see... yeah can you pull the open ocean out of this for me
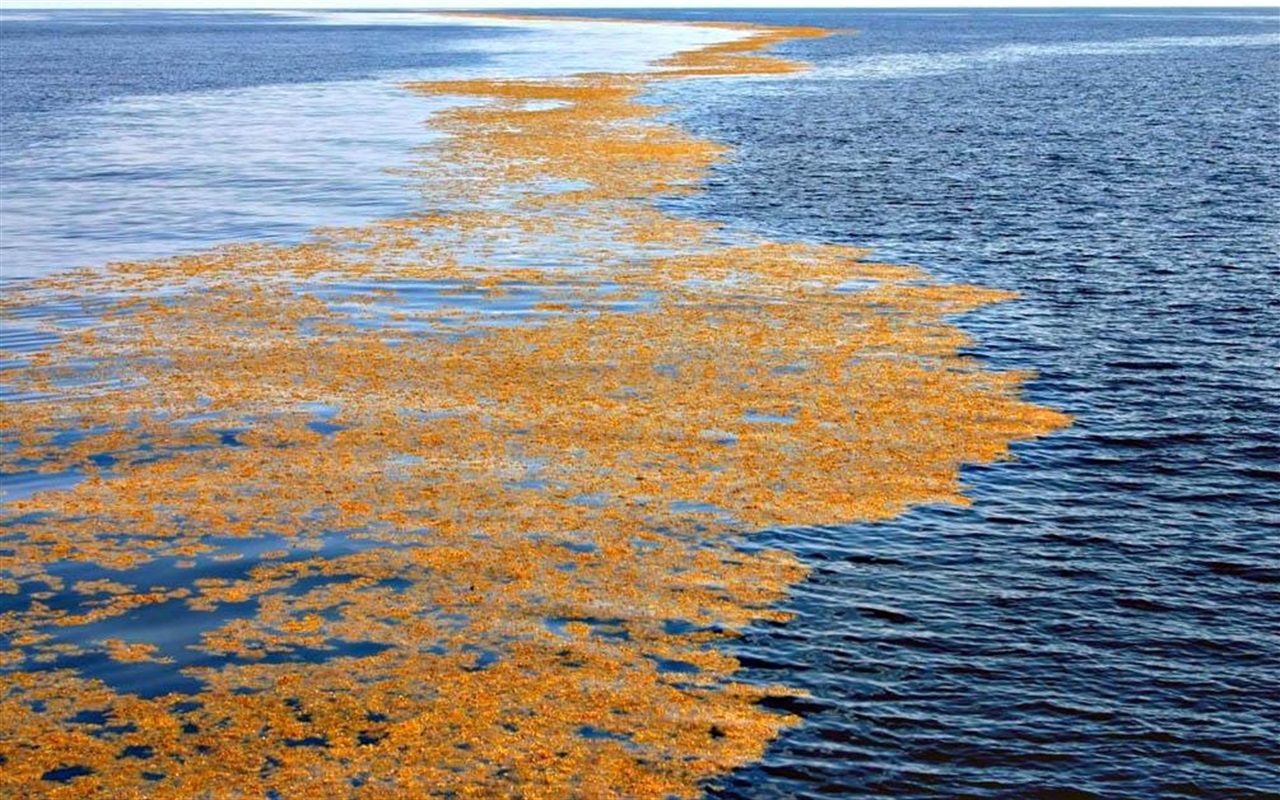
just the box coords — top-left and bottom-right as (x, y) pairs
(2, 8), (1278, 798)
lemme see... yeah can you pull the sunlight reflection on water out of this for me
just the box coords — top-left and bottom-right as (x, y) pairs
(0, 12), (741, 279)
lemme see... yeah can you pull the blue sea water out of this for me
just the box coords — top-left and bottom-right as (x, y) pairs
(0, 10), (734, 276)
(0, 11), (495, 277)
(625, 9), (1280, 798)
(2, 8), (1279, 799)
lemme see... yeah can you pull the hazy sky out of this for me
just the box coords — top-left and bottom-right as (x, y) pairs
(7, 1), (1279, 9)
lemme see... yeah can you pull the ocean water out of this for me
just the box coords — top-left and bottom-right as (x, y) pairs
(623, 9), (1280, 798)
(2, 8), (1279, 799)
(0, 10), (736, 276)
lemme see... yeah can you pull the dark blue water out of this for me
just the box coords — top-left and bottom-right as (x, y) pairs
(2, 8), (1278, 798)
(609, 8), (1279, 798)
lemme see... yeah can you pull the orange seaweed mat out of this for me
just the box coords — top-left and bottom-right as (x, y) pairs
(0, 16), (1070, 800)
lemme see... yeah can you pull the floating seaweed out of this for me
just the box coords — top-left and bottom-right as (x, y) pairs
(0, 15), (1068, 799)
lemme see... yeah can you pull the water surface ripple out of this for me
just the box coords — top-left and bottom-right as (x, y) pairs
(618, 8), (1278, 798)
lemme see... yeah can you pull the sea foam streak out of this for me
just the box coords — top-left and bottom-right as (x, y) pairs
(819, 33), (1280, 81)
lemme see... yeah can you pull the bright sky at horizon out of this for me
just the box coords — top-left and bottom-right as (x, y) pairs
(6, 1), (1279, 9)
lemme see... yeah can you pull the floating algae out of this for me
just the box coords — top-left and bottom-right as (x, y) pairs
(0, 16), (1069, 799)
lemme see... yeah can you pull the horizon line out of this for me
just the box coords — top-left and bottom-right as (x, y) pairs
(5, 3), (1279, 10)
